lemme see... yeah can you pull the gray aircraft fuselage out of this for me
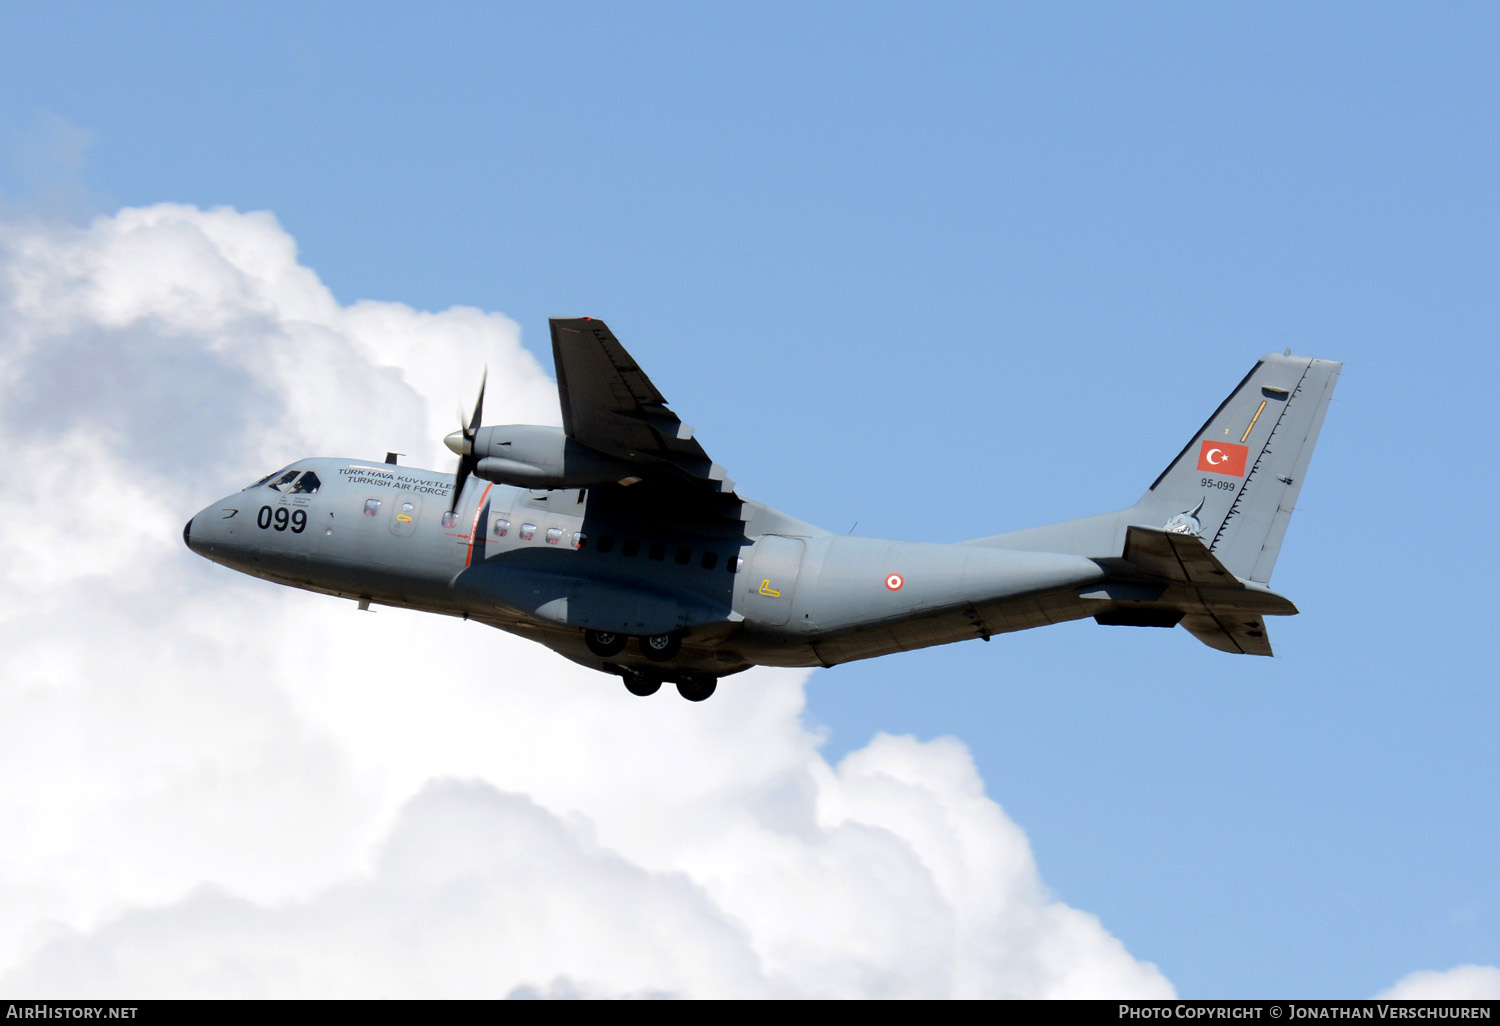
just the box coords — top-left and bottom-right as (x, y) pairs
(185, 318), (1341, 701)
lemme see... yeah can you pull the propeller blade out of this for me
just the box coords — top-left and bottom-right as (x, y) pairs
(465, 369), (487, 440)
(450, 457), (473, 513)
(449, 368), (487, 513)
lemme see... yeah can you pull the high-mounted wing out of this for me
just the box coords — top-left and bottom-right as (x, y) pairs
(550, 318), (735, 495)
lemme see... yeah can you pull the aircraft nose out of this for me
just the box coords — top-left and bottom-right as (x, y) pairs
(185, 501), (246, 561)
(184, 513), (205, 552)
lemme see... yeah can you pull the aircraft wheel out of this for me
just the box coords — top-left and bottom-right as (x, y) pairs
(622, 671), (662, 697)
(585, 629), (627, 657)
(676, 676), (717, 702)
(640, 632), (682, 662)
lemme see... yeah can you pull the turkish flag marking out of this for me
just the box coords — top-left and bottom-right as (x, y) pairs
(1197, 440), (1249, 477)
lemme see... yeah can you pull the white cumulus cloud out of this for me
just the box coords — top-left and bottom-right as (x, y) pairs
(0, 204), (1172, 998)
(1377, 965), (1500, 1000)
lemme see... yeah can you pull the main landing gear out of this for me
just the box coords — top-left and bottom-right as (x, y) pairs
(621, 670), (662, 697)
(584, 629), (627, 657)
(591, 629), (713, 701)
(674, 675), (717, 702)
(585, 629), (681, 661)
(616, 668), (718, 703)
(640, 632), (681, 661)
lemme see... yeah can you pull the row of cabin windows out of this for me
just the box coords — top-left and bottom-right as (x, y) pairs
(365, 503), (463, 533)
(492, 519), (582, 548)
(493, 519), (743, 572)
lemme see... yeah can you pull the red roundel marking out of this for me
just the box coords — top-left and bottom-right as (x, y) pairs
(885, 573), (904, 591)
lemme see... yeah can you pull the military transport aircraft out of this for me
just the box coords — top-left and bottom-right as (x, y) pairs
(185, 318), (1340, 702)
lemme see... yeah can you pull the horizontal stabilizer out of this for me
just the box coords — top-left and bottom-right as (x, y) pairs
(1119, 526), (1288, 655)
(1122, 526), (1240, 586)
(1181, 612), (1273, 656)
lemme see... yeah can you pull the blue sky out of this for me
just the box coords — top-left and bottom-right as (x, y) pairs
(2, 2), (1497, 998)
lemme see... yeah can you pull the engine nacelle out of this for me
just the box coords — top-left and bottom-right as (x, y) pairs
(469, 425), (636, 489)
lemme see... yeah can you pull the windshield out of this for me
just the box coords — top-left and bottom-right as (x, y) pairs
(244, 470), (282, 490)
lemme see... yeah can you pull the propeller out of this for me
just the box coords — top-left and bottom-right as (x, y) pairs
(444, 369), (486, 512)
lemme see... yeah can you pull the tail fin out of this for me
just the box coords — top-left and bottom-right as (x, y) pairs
(1136, 353), (1341, 583)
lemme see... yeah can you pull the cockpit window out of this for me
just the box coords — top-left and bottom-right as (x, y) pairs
(255, 469), (323, 495)
(245, 466), (321, 493)
(288, 472), (320, 494)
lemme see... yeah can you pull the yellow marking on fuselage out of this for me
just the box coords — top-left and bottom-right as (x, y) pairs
(758, 579), (781, 598)
(1241, 400), (1267, 443)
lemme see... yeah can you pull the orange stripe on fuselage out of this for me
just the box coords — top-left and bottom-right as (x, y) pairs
(465, 483), (494, 567)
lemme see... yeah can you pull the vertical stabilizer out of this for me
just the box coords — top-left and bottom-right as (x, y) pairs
(1136, 353), (1341, 583)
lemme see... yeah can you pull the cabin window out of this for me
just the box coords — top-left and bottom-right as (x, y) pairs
(572, 532), (586, 550)
(596, 535), (614, 553)
(271, 470), (301, 491)
(364, 499), (381, 517)
(546, 528), (563, 545)
(494, 519), (510, 537)
(674, 546), (692, 565)
(520, 523), (536, 541)
(441, 511), (458, 529)
(648, 543), (666, 561)
(700, 551), (718, 570)
(622, 539), (639, 557)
